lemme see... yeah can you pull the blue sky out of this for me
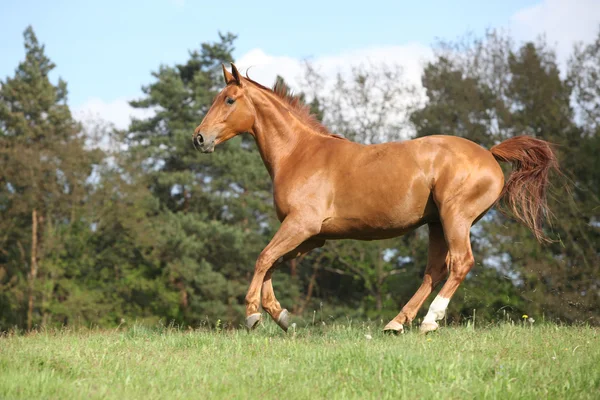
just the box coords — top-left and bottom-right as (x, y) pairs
(1, 0), (598, 128)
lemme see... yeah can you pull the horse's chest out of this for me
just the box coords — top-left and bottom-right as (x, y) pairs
(272, 176), (330, 222)
(273, 189), (296, 221)
(273, 195), (289, 222)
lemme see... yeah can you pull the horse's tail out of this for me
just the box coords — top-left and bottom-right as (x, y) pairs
(490, 135), (560, 243)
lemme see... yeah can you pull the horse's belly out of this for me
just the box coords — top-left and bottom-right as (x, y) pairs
(317, 213), (429, 240)
(317, 174), (438, 240)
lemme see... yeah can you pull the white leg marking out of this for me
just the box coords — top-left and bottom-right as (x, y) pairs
(422, 296), (450, 325)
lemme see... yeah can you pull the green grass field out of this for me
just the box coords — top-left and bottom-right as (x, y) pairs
(1, 321), (599, 399)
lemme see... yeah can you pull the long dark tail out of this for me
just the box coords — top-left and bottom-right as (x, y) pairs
(490, 136), (560, 243)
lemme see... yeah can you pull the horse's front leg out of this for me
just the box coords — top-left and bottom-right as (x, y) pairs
(261, 239), (325, 331)
(245, 214), (320, 330)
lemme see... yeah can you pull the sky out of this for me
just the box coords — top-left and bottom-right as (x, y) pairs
(1, 0), (599, 129)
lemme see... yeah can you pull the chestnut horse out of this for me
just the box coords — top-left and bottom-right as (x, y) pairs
(193, 63), (558, 334)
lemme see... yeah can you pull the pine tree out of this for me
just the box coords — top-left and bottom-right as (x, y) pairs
(126, 33), (276, 326)
(0, 26), (100, 330)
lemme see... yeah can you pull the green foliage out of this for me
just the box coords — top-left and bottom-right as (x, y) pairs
(1, 26), (599, 331)
(123, 32), (275, 326)
(0, 26), (101, 330)
(412, 29), (600, 324)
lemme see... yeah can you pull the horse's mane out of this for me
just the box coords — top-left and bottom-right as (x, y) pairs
(243, 74), (346, 140)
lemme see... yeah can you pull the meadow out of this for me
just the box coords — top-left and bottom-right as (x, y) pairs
(1, 320), (598, 400)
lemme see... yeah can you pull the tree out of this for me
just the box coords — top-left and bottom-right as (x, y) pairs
(411, 29), (600, 324)
(125, 33), (278, 326)
(1, 26), (597, 330)
(0, 26), (100, 330)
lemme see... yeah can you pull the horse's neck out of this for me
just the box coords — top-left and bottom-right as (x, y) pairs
(251, 96), (318, 179)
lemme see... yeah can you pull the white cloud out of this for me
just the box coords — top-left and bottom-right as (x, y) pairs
(235, 44), (433, 140)
(510, 0), (600, 67)
(235, 43), (433, 97)
(235, 49), (305, 89)
(74, 0), (598, 130)
(235, 0), (599, 95)
(73, 97), (154, 131)
(73, 45), (433, 136)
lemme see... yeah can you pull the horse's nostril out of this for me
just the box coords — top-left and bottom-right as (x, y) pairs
(196, 134), (204, 146)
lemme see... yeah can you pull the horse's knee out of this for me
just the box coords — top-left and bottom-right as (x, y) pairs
(254, 252), (278, 274)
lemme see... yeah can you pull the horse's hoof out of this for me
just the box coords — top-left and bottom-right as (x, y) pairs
(276, 309), (290, 332)
(246, 313), (262, 330)
(383, 320), (404, 335)
(420, 321), (439, 333)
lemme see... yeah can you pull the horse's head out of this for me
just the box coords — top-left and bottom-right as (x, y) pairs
(193, 63), (255, 153)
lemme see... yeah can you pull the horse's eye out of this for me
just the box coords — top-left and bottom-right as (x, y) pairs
(226, 97), (235, 105)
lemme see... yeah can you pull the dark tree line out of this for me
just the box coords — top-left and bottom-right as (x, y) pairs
(1, 26), (598, 331)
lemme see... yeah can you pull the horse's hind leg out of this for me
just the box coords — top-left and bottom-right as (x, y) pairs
(420, 210), (475, 333)
(384, 223), (448, 333)
(261, 238), (325, 331)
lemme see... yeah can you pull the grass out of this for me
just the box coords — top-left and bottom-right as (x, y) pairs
(0, 320), (599, 400)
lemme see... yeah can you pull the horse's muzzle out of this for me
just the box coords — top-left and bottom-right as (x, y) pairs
(193, 133), (215, 153)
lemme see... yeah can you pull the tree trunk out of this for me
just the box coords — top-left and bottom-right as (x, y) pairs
(183, 188), (190, 212)
(375, 287), (383, 312)
(298, 265), (319, 315)
(375, 244), (383, 312)
(179, 283), (189, 309)
(290, 259), (299, 312)
(27, 209), (38, 331)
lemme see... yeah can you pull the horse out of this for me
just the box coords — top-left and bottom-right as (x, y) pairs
(193, 63), (559, 334)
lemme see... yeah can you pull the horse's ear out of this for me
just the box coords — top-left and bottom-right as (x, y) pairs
(222, 63), (235, 84)
(230, 62), (242, 86)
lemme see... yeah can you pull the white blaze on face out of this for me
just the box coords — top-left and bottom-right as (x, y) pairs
(422, 296), (450, 325)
